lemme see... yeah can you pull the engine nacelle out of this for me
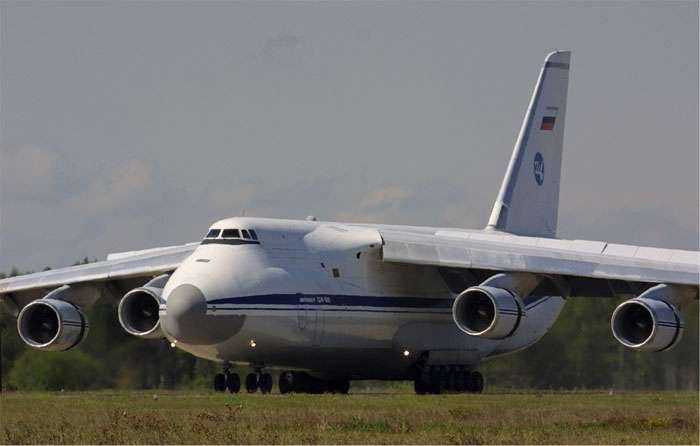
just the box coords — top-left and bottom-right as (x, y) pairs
(611, 297), (683, 352)
(452, 286), (523, 339)
(118, 276), (168, 338)
(17, 298), (88, 351)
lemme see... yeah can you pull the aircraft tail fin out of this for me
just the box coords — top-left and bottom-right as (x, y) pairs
(486, 50), (570, 238)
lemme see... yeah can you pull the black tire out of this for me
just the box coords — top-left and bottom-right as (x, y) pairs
(471, 371), (484, 393)
(245, 373), (259, 393)
(310, 379), (327, 394)
(439, 367), (449, 392)
(279, 372), (293, 394)
(414, 377), (428, 395)
(214, 373), (226, 392)
(293, 372), (310, 393)
(226, 373), (240, 393)
(429, 367), (441, 394)
(292, 372), (325, 393)
(331, 379), (350, 394)
(447, 368), (456, 392)
(260, 373), (273, 394)
(465, 370), (474, 392)
(454, 369), (464, 393)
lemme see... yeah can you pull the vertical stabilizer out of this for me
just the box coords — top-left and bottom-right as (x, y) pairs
(486, 51), (570, 238)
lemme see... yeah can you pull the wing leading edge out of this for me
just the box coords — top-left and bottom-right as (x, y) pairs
(0, 243), (197, 312)
(380, 229), (699, 296)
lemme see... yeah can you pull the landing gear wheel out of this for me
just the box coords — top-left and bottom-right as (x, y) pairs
(429, 367), (441, 394)
(214, 373), (226, 392)
(245, 373), (259, 393)
(447, 367), (457, 391)
(329, 379), (350, 394)
(414, 375), (429, 395)
(310, 379), (327, 394)
(337, 379), (350, 394)
(279, 372), (294, 394)
(462, 370), (472, 392)
(259, 373), (273, 394)
(454, 369), (465, 392)
(439, 366), (449, 391)
(226, 373), (240, 393)
(471, 371), (484, 393)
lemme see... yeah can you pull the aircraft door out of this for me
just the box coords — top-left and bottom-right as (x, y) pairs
(296, 294), (323, 346)
(296, 293), (308, 331)
(312, 304), (324, 347)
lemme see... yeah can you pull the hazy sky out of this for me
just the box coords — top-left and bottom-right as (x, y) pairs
(1, 1), (698, 272)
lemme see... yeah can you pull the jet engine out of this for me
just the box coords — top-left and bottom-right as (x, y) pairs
(452, 286), (523, 339)
(117, 275), (168, 339)
(611, 297), (683, 352)
(17, 298), (88, 351)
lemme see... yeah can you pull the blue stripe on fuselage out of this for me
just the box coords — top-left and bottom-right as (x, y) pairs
(209, 294), (452, 309)
(202, 293), (556, 311)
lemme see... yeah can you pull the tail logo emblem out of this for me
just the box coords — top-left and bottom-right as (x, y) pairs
(534, 152), (544, 186)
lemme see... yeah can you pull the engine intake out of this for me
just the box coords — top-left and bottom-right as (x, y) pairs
(611, 297), (683, 352)
(17, 298), (88, 351)
(452, 286), (523, 339)
(118, 276), (168, 338)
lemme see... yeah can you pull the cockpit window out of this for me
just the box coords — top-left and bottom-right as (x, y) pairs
(201, 227), (261, 245)
(222, 229), (240, 238)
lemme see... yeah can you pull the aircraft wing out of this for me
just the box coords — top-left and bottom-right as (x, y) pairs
(379, 229), (699, 298)
(0, 242), (198, 314)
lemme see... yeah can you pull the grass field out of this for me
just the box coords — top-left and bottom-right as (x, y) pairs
(1, 388), (697, 444)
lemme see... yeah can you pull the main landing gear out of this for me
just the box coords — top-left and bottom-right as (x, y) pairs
(414, 366), (484, 395)
(245, 372), (273, 394)
(278, 371), (350, 394)
(214, 365), (242, 393)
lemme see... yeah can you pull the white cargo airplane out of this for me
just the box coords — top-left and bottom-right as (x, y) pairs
(1, 51), (697, 394)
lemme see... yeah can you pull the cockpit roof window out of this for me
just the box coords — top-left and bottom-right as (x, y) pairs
(249, 229), (258, 240)
(205, 229), (220, 238)
(222, 229), (240, 238)
(241, 229), (250, 239)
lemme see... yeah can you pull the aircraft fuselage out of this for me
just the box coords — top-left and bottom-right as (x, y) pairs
(159, 217), (566, 380)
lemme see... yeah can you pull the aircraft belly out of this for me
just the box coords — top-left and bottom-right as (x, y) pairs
(171, 294), (566, 377)
(176, 309), (489, 378)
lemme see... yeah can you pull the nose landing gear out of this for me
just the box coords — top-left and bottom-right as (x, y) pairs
(213, 371), (241, 393)
(242, 371), (273, 393)
(213, 365), (242, 393)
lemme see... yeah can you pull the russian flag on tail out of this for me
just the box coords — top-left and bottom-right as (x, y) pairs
(540, 116), (556, 130)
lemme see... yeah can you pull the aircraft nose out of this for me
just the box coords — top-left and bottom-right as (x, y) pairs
(162, 283), (246, 345)
(161, 284), (212, 345)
